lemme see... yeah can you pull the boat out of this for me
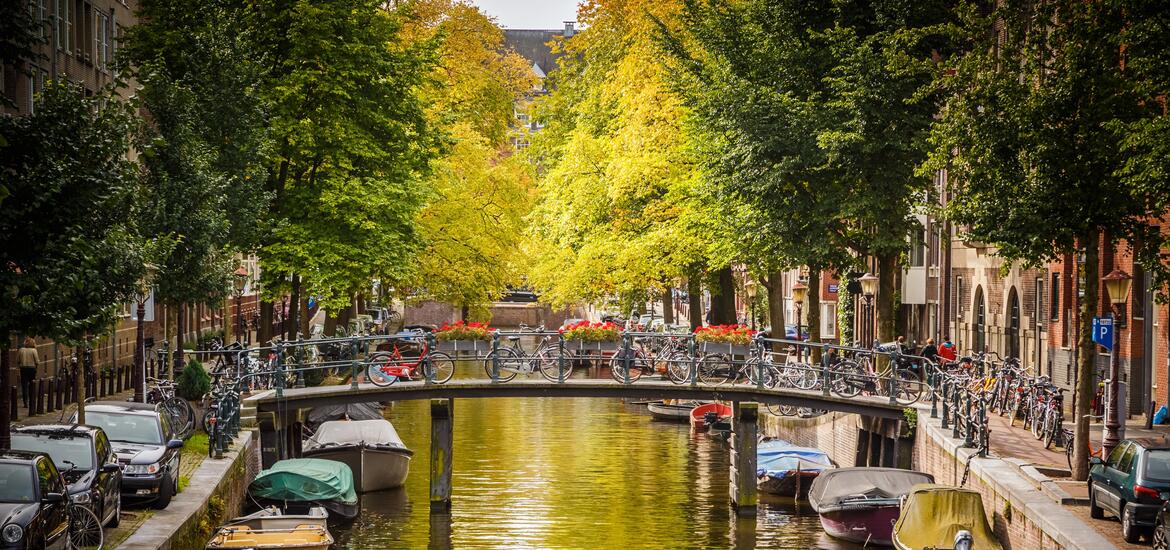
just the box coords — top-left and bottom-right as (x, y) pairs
(306, 402), (385, 430)
(756, 439), (836, 498)
(892, 484), (1002, 550)
(248, 458), (360, 521)
(206, 506), (333, 550)
(647, 400), (699, 422)
(690, 403), (732, 430)
(302, 419), (413, 492)
(807, 467), (935, 546)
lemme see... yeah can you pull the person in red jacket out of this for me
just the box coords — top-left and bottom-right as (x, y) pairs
(937, 336), (957, 363)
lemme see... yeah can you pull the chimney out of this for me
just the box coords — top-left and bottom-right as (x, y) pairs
(563, 21), (575, 37)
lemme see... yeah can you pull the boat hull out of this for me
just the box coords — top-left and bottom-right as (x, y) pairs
(303, 445), (412, 492)
(646, 402), (693, 422)
(757, 470), (822, 498)
(690, 403), (733, 430)
(818, 505), (901, 546)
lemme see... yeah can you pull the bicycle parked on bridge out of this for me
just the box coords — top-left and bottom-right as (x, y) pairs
(482, 326), (572, 382)
(366, 335), (454, 386)
(827, 343), (924, 405)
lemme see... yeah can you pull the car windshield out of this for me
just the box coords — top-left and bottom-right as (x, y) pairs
(85, 412), (162, 445)
(0, 464), (35, 503)
(10, 434), (93, 471)
(1144, 450), (1170, 481)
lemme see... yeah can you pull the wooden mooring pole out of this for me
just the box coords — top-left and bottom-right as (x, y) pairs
(729, 401), (758, 516)
(430, 398), (454, 512)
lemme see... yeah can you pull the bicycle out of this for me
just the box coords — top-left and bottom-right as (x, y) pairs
(609, 338), (659, 383)
(483, 326), (568, 382)
(828, 343), (923, 405)
(1063, 415), (1105, 472)
(367, 334), (454, 386)
(145, 377), (195, 437)
(1029, 382), (1064, 449)
(67, 498), (104, 549)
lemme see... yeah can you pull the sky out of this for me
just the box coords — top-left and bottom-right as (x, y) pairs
(469, 0), (580, 30)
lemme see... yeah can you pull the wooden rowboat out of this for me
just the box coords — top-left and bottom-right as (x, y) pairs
(647, 401), (699, 422)
(690, 403), (732, 430)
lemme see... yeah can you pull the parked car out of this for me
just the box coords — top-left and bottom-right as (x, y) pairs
(72, 402), (183, 509)
(784, 324), (810, 341)
(10, 425), (121, 527)
(0, 450), (69, 549)
(1088, 437), (1170, 542)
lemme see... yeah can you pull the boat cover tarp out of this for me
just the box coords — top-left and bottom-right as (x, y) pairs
(757, 441), (834, 477)
(249, 459), (358, 505)
(892, 484), (1002, 550)
(303, 419), (410, 453)
(808, 467), (935, 513)
(306, 403), (383, 427)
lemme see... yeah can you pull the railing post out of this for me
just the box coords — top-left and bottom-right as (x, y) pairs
(888, 352), (898, 406)
(754, 335), (765, 390)
(940, 377), (950, 429)
(557, 335), (566, 384)
(275, 343), (285, 400)
(622, 333), (632, 385)
(424, 333), (436, 385)
(350, 339), (360, 390)
(688, 336), (698, 387)
(951, 383), (961, 439)
(930, 363), (939, 419)
(490, 332), (501, 383)
(822, 346), (831, 398)
(964, 385), (974, 448)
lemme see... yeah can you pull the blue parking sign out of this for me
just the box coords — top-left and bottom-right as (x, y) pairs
(1092, 316), (1113, 351)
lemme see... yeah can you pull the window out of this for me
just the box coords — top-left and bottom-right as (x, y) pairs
(56, 0), (70, 51)
(909, 224), (926, 267)
(1050, 273), (1060, 321)
(1035, 278), (1045, 332)
(97, 12), (109, 68)
(955, 276), (964, 320)
(95, 432), (111, 464)
(1108, 442), (1128, 468)
(35, 457), (63, 496)
(1117, 443), (1138, 474)
(26, 74), (34, 112)
(1133, 260), (1146, 320)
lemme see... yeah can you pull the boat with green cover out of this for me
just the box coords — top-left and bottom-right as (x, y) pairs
(248, 459), (359, 521)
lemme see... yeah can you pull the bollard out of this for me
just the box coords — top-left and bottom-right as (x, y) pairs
(35, 379), (45, 415)
(55, 377), (63, 411)
(9, 386), (17, 421)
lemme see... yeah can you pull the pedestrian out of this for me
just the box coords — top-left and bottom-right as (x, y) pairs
(938, 335), (957, 364)
(17, 337), (39, 409)
(920, 338), (939, 362)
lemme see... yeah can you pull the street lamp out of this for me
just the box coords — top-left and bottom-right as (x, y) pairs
(1101, 269), (1132, 459)
(859, 272), (878, 346)
(745, 280), (758, 331)
(133, 264), (158, 403)
(792, 280), (808, 361)
(233, 266), (249, 346)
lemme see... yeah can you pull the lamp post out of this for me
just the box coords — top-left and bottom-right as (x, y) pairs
(746, 280), (758, 331)
(791, 280), (808, 361)
(233, 266), (249, 346)
(859, 272), (879, 346)
(133, 264), (158, 403)
(1101, 269), (1132, 459)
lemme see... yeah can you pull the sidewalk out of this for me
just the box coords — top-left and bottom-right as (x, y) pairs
(985, 410), (1170, 549)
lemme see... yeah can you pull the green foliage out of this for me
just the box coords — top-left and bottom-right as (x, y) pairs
(177, 359), (211, 401)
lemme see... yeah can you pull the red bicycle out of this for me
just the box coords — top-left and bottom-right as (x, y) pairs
(366, 337), (454, 386)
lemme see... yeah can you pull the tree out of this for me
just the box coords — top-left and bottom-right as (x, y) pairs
(924, 0), (1170, 480)
(0, 82), (151, 440)
(662, 0), (955, 343)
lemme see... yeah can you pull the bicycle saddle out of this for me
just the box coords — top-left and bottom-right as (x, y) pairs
(506, 335), (521, 342)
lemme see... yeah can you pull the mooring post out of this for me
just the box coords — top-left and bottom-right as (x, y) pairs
(430, 398), (454, 512)
(729, 401), (758, 516)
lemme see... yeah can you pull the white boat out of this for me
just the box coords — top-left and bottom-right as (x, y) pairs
(207, 506), (333, 549)
(302, 419), (413, 492)
(646, 400), (699, 422)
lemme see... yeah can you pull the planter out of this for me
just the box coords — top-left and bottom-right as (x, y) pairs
(700, 342), (752, 356)
(435, 339), (487, 353)
(567, 340), (620, 352)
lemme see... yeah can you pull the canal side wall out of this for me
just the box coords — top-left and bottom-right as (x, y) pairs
(761, 410), (909, 468)
(911, 406), (1113, 550)
(119, 432), (259, 550)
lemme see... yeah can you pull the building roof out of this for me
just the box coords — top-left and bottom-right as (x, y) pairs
(504, 28), (568, 79)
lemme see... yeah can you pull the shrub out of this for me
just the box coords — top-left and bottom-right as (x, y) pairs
(177, 359), (211, 401)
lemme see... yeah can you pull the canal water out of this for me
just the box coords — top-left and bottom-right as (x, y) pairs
(332, 394), (864, 549)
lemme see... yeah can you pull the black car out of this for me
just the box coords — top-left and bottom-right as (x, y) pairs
(1088, 437), (1170, 542)
(72, 402), (183, 509)
(11, 425), (122, 527)
(0, 450), (69, 549)
(1154, 500), (1170, 549)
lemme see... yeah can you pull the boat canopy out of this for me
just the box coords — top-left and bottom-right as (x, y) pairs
(808, 467), (935, 513)
(892, 484), (1002, 550)
(306, 403), (383, 427)
(249, 459), (358, 505)
(303, 419), (410, 453)
(757, 442), (835, 477)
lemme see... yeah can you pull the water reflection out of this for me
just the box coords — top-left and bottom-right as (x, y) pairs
(332, 393), (862, 548)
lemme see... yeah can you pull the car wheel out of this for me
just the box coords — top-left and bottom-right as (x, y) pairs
(1088, 482), (1104, 519)
(154, 473), (174, 509)
(1123, 504), (1142, 543)
(1154, 520), (1168, 550)
(107, 493), (121, 527)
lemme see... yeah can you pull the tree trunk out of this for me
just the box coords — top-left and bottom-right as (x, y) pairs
(460, 305), (470, 323)
(1073, 231), (1100, 481)
(808, 270), (822, 363)
(661, 287), (674, 325)
(323, 310), (338, 337)
(876, 253), (897, 346)
(299, 296), (311, 339)
(0, 342), (10, 449)
(711, 266), (737, 325)
(288, 275), (301, 341)
(175, 303), (185, 375)
(259, 300), (273, 346)
(76, 338), (87, 425)
(687, 277), (703, 330)
(766, 271), (786, 342)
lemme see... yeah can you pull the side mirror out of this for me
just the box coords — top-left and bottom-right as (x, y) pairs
(102, 463), (121, 473)
(1089, 456), (1104, 467)
(42, 492), (64, 504)
(166, 439), (184, 450)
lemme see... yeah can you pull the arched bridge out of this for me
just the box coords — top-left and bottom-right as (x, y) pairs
(242, 378), (911, 517)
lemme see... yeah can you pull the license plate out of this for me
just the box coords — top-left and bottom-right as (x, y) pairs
(136, 489), (153, 495)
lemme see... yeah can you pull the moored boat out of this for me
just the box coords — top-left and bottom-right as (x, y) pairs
(206, 506), (333, 550)
(892, 484), (1002, 550)
(689, 403), (732, 430)
(756, 440), (835, 498)
(807, 467), (935, 546)
(646, 401), (698, 422)
(249, 458), (360, 521)
(302, 419), (413, 492)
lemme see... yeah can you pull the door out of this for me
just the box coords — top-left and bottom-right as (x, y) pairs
(1007, 288), (1020, 360)
(1099, 443), (1136, 515)
(36, 458), (68, 549)
(973, 287), (986, 352)
(95, 431), (118, 521)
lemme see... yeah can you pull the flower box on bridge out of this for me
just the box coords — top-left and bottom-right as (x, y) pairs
(700, 342), (752, 357)
(435, 339), (487, 354)
(568, 340), (619, 352)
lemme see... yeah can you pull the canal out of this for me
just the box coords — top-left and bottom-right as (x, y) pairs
(332, 394), (863, 549)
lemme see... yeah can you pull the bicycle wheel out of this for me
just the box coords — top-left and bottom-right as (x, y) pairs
(426, 352), (456, 384)
(483, 348), (520, 382)
(164, 397), (194, 436)
(1043, 411), (1060, 449)
(665, 352), (692, 385)
(610, 349), (644, 383)
(697, 354), (733, 385)
(1063, 429), (1075, 471)
(787, 364), (820, 390)
(1031, 405), (1046, 439)
(202, 408), (216, 434)
(365, 353), (399, 387)
(893, 370), (923, 406)
(537, 347), (572, 382)
(68, 505), (104, 549)
(829, 361), (865, 398)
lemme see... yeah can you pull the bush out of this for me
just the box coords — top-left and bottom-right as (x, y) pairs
(177, 360), (211, 401)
